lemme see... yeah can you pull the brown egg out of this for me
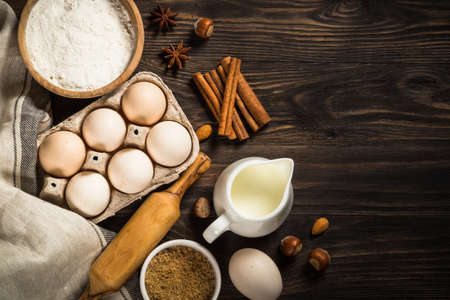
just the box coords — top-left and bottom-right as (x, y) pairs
(146, 121), (192, 167)
(107, 148), (154, 194)
(65, 171), (110, 218)
(38, 131), (86, 177)
(121, 82), (166, 125)
(82, 108), (126, 152)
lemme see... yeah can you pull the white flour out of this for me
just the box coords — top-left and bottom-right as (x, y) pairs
(26, 0), (136, 91)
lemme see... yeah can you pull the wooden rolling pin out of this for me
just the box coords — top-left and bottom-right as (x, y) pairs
(79, 152), (211, 300)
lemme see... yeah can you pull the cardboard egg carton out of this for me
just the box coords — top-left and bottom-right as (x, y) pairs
(37, 72), (199, 223)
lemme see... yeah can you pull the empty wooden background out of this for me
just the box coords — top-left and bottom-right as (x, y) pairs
(8, 0), (450, 298)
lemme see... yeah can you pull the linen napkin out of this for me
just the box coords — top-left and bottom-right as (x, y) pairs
(0, 2), (140, 299)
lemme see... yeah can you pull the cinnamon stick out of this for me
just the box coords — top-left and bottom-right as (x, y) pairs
(204, 73), (223, 102)
(219, 57), (241, 136)
(215, 67), (260, 132)
(230, 108), (249, 141)
(192, 72), (237, 140)
(220, 56), (271, 127)
(204, 73), (249, 141)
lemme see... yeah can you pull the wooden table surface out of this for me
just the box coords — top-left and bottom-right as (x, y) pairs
(8, 0), (450, 299)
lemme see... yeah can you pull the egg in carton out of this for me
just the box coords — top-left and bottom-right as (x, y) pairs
(37, 72), (200, 223)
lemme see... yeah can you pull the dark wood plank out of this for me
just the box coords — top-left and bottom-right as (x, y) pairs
(133, 0), (450, 65)
(6, 0), (450, 298)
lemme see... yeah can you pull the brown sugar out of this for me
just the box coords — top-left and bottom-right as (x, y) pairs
(145, 245), (216, 300)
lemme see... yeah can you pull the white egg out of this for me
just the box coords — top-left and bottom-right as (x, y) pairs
(38, 130), (86, 177)
(146, 121), (192, 167)
(65, 171), (110, 218)
(229, 248), (282, 300)
(121, 81), (167, 125)
(82, 108), (126, 152)
(107, 148), (153, 194)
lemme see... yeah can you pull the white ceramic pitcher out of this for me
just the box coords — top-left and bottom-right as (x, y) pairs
(203, 157), (294, 243)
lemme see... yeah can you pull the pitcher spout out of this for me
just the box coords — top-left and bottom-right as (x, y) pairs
(269, 158), (294, 183)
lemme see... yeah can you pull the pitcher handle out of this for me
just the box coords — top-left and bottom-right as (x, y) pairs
(203, 214), (231, 243)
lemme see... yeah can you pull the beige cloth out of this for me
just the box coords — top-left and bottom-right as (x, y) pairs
(0, 2), (139, 299)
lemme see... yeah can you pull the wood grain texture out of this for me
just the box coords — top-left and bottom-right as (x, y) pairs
(7, 0), (450, 299)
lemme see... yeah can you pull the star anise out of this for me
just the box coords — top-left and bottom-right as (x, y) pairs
(161, 41), (191, 69)
(151, 4), (177, 32)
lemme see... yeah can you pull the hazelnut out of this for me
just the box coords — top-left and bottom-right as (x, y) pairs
(194, 18), (214, 39)
(194, 197), (211, 218)
(309, 248), (331, 271)
(312, 217), (329, 235)
(280, 236), (302, 257)
(195, 124), (213, 142)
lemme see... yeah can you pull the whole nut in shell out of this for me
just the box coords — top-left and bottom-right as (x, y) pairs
(309, 248), (331, 271)
(194, 18), (214, 39)
(195, 124), (213, 142)
(312, 217), (329, 235)
(194, 197), (211, 218)
(280, 236), (302, 257)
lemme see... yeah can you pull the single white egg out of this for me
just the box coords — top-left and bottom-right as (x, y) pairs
(146, 121), (192, 167)
(65, 171), (110, 218)
(38, 130), (86, 177)
(107, 148), (154, 194)
(229, 248), (282, 300)
(121, 81), (167, 125)
(82, 108), (126, 152)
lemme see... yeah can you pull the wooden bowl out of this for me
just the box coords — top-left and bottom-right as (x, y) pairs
(17, 0), (144, 99)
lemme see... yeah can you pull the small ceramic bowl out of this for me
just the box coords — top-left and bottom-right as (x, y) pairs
(140, 239), (221, 300)
(17, 0), (144, 99)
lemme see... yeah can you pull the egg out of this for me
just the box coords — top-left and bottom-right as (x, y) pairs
(121, 81), (167, 125)
(38, 131), (86, 177)
(146, 121), (192, 167)
(107, 148), (154, 194)
(82, 108), (126, 152)
(228, 248), (282, 300)
(65, 171), (110, 218)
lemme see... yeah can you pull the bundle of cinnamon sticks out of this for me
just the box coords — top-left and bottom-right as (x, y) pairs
(193, 56), (271, 141)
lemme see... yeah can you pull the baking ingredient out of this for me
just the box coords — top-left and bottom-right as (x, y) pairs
(151, 4), (177, 32)
(309, 248), (331, 271)
(195, 124), (213, 142)
(192, 72), (238, 140)
(194, 197), (211, 218)
(145, 246), (215, 300)
(229, 248), (282, 300)
(161, 41), (191, 69)
(219, 57), (241, 136)
(193, 72), (250, 141)
(204, 71), (250, 140)
(122, 82), (167, 125)
(312, 217), (329, 235)
(221, 56), (271, 127)
(39, 131), (86, 177)
(26, 0), (135, 91)
(107, 148), (153, 194)
(212, 68), (260, 132)
(215, 66), (260, 132)
(146, 121), (192, 167)
(192, 56), (270, 141)
(231, 163), (288, 218)
(79, 153), (211, 300)
(65, 171), (110, 218)
(280, 236), (302, 257)
(82, 108), (126, 152)
(194, 18), (214, 39)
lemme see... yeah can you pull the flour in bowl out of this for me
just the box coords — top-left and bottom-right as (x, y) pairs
(26, 0), (136, 91)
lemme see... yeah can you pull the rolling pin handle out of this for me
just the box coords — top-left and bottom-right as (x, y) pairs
(78, 287), (100, 300)
(166, 152), (211, 198)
